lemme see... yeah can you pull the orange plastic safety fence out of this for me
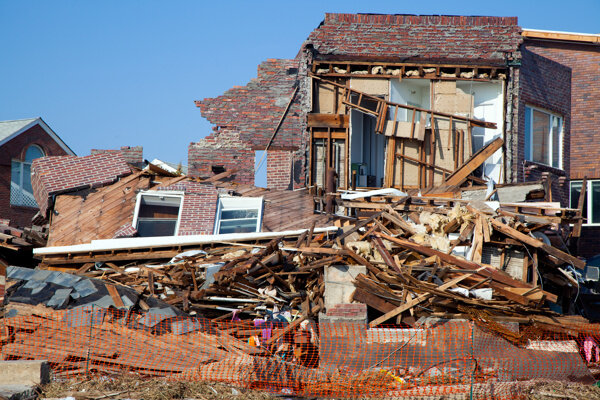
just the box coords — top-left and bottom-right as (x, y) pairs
(1, 307), (599, 399)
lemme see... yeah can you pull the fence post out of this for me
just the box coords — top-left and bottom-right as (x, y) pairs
(469, 321), (475, 400)
(85, 305), (94, 379)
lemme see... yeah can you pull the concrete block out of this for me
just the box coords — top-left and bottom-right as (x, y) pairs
(0, 360), (50, 386)
(323, 265), (366, 310)
(0, 385), (37, 400)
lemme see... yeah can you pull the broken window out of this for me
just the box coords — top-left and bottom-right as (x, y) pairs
(214, 196), (263, 234)
(524, 106), (563, 169)
(132, 192), (183, 237)
(570, 180), (600, 225)
(11, 145), (45, 207)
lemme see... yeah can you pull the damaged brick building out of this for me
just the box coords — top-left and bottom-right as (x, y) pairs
(191, 13), (573, 205)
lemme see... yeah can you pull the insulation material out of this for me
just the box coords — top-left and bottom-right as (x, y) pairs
(410, 205), (472, 252)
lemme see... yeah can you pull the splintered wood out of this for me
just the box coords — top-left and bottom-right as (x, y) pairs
(42, 194), (586, 334)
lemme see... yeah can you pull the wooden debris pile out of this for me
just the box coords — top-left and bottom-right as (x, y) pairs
(64, 195), (587, 332)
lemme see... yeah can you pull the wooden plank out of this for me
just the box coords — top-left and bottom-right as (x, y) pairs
(307, 113), (349, 129)
(352, 288), (397, 313)
(105, 284), (125, 308)
(443, 137), (504, 187)
(375, 232), (532, 289)
(489, 218), (585, 270)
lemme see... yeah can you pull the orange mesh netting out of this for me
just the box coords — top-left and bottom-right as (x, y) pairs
(1, 306), (598, 399)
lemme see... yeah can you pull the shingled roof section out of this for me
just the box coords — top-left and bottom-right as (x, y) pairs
(305, 13), (523, 65)
(195, 59), (303, 149)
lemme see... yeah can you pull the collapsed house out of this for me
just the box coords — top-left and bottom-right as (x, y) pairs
(191, 14), (570, 203)
(2, 13), (600, 399)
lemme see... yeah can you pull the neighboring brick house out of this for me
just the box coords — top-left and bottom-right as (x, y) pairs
(522, 29), (600, 257)
(191, 13), (572, 206)
(0, 118), (75, 228)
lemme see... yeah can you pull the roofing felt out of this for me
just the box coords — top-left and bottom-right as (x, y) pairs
(0, 118), (39, 143)
(305, 13), (523, 65)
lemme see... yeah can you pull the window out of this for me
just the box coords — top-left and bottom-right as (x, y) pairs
(214, 197), (263, 234)
(11, 145), (45, 207)
(570, 180), (600, 225)
(132, 192), (183, 237)
(524, 106), (563, 169)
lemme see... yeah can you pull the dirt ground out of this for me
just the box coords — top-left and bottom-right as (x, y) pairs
(40, 375), (600, 400)
(523, 380), (600, 400)
(40, 375), (278, 400)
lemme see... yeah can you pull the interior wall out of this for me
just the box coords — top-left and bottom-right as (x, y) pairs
(456, 81), (504, 182)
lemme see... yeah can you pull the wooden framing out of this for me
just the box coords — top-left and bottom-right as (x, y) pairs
(308, 75), (499, 191)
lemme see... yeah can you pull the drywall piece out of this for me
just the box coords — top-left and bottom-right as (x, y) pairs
(324, 264), (366, 310)
(0, 360), (50, 386)
(435, 80), (457, 94)
(350, 78), (389, 97)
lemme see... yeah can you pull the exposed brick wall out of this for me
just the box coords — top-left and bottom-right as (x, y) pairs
(192, 59), (304, 185)
(157, 181), (219, 235)
(578, 226), (600, 259)
(306, 14), (522, 65)
(31, 152), (132, 217)
(91, 146), (144, 166)
(516, 48), (571, 207)
(267, 150), (293, 190)
(523, 39), (600, 180)
(188, 129), (255, 184)
(326, 303), (367, 318)
(0, 124), (71, 228)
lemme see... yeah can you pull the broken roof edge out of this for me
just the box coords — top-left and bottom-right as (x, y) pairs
(322, 13), (519, 26)
(34, 226), (338, 256)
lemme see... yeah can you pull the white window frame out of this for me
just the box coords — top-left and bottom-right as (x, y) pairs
(10, 144), (45, 207)
(570, 180), (600, 226)
(525, 105), (563, 169)
(213, 196), (264, 235)
(131, 191), (184, 236)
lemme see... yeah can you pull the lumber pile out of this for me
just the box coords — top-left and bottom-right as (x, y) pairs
(53, 195), (587, 333)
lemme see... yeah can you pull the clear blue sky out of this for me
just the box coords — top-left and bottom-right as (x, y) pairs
(1, 1), (598, 167)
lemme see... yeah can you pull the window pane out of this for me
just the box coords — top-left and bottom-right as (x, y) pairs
(25, 146), (44, 162)
(592, 182), (600, 224)
(218, 218), (258, 234)
(524, 107), (531, 160)
(551, 116), (561, 168)
(136, 220), (177, 237)
(23, 163), (33, 193)
(532, 110), (550, 165)
(221, 209), (258, 220)
(570, 181), (588, 222)
(10, 161), (21, 205)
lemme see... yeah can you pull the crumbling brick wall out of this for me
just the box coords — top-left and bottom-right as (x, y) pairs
(516, 48), (571, 207)
(157, 181), (219, 235)
(188, 128), (255, 185)
(31, 152), (132, 217)
(0, 124), (72, 227)
(91, 146), (144, 166)
(305, 14), (522, 64)
(192, 59), (304, 186)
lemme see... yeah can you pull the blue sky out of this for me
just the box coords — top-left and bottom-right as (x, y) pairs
(1, 1), (598, 168)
